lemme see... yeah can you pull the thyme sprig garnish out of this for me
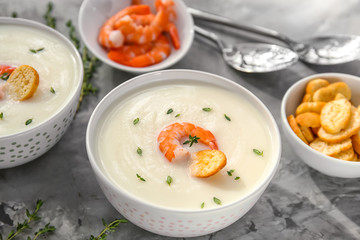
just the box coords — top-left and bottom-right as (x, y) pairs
(136, 173), (146, 182)
(227, 169), (235, 176)
(183, 135), (200, 147)
(43, 2), (56, 29)
(25, 118), (33, 126)
(202, 107), (212, 112)
(253, 149), (263, 156)
(50, 87), (55, 94)
(31, 223), (56, 240)
(11, 12), (17, 18)
(29, 48), (44, 54)
(136, 147), (142, 156)
(166, 176), (173, 186)
(66, 20), (80, 50)
(213, 197), (222, 205)
(1, 72), (10, 80)
(224, 114), (231, 121)
(133, 118), (139, 125)
(0, 200), (56, 240)
(89, 219), (128, 240)
(166, 108), (173, 114)
(175, 113), (180, 118)
(0, 112), (3, 120)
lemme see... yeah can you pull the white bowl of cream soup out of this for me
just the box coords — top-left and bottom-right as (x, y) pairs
(0, 17), (83, 168)
(86, 69), (281, 237)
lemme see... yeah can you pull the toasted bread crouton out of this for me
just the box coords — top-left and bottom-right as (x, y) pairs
(288, 114), (308, 144)
(331, 147), (355, 161)
(6, 65), (39, 101)
(300, 126), (315, 143)
(310, 138), (352, 156)
(318, 106), (360, 143)
(190, 149), (226, 178)
(296, 112), (321, 128)
(312, 82), (351, 102)
(296, 102), (326, 116)
(351, 131), (360, 155)
(320, 98), (351, 134)
(305, 78), (330, 95)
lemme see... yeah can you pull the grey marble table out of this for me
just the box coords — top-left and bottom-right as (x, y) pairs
(1, 0), (360, 239)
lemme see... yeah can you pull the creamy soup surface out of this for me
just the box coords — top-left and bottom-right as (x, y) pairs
(0, 24), (79, 136)
(97, 83), (273, 210)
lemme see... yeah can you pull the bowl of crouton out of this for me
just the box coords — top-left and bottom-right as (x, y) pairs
(281, 73), (360, 178)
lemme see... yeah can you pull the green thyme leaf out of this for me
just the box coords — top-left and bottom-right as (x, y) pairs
(224, 114), (231, 121)
(136, 173), (146, 182)
(0, 112), (3, 120)
(175, 113), (180, 118)
(11, 12), (17, 18)
(50, 87), (55, 94)
(201, 202), (205, 209)
(213, 197), (222, 205)
(253, 149), (263, 156)
(133, 118), (139, 125)
(25, 118), (33, 125)
(0, 72), (10, 80)
(43, 2), (56, 29)
(166, 176), (173, 186)
(183, 135), (200, 147)
(167, 108), (173, 114)
(66, 20), (80, 50)
(234, 176), (240, 180)
(227, 169), (235, 176)
(202, 107), (212, 112)
(90, 218), (127, 240)
(137, 147), (142, 156)
(29, 48), (44, 54)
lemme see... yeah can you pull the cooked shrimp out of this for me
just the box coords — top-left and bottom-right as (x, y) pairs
(122, 34), (171, 67)
(157, 122), (218, 162)
(130, 13), (155, 26)
(107, 42), (153, 64)
(114, 8), (168, 45)
(98, 4), (151, 49)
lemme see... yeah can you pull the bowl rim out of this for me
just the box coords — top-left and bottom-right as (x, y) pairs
(0, 17), (84, 139)
(281, 72), (360, 166)
(86, 69), (282, 213)
(78, 0), (194, 73)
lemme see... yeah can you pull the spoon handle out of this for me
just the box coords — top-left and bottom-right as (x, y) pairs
(188, 7), (295, 46)
(194, 25), (226, 50)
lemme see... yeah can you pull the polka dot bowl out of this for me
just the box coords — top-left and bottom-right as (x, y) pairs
(0, 18), (83, 169)
(86, 70), (281, 237)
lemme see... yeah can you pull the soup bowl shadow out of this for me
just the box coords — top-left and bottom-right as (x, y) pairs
(0, 17), (83, 169)
(86, 69), (281, 237)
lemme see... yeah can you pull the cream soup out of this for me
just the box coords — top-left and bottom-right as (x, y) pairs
(0, 24), (79, 136)
(97, 83), (272, 210)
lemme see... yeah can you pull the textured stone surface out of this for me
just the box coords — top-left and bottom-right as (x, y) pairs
(1, 0), (360, 239)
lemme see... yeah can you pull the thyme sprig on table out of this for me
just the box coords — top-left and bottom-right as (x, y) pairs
(0, 200), (55, 240)
(43, 2), (99, 112)
(65, 20), (99, 111)
(89, 219), (128, 240)
(43, 2), (56, 29)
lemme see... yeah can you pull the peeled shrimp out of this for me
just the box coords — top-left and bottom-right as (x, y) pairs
(107, 42), (153, 64)
(114, 7), (168, 45)
(98, 4), (151, 49)
(121, 34), (171, 67)
(157, 122), (218, 162)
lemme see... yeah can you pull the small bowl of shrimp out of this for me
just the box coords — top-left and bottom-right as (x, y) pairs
(86, 69), (281, 237)
(78, 0), (194, 73)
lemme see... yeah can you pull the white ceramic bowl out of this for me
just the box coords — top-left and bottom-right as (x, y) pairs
(281, 73), (360, 178)
(78, 0), (194, 73)
(0, 17), (83, 169)
(86, 70), (281, 237)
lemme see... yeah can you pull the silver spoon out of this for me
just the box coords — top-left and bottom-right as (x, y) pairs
(194, 25), (298, 73)
(189, 7), (360, 65)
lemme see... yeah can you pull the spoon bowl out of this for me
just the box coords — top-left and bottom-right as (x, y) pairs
(298, 35), (360, 65)
(190, 8), (360, 66)
(195, 26), (298, 73)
